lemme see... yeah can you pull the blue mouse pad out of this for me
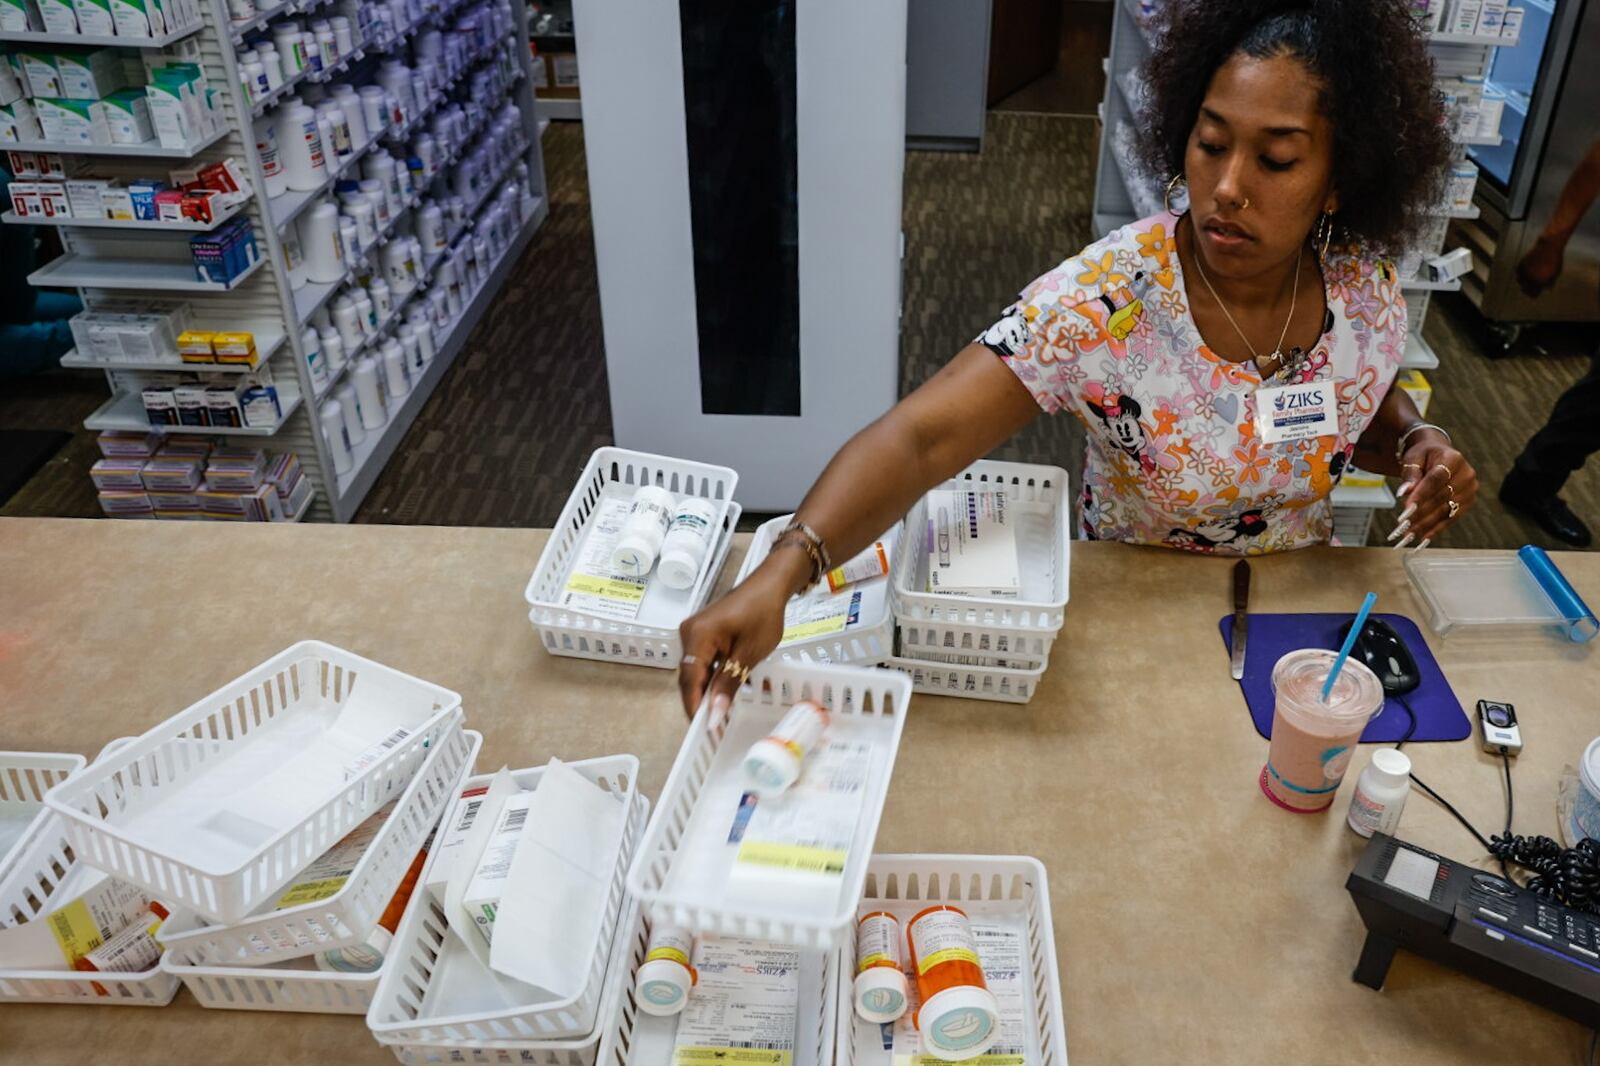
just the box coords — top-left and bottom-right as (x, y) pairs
(1218, 612), (1471, 743)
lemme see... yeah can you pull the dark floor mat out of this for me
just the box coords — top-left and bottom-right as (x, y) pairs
(0, 430), (71, 506)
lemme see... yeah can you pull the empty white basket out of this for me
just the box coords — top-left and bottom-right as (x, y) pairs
(0, 751), (86, 881)
(881, 656), (1047, 705)
(0, 812), (179, 1007)
(525, 447), (740, 669)
(834, 855), (1068, 1066)
(595, 903), (840, 1066)
(367, 756), (648, 1047)
(733, 514), (900, 666)
(162, 950), (383, 1015)
(160, 725), (480, 967)
(44, 641), (464, 926)
(627, 660), (912, 950)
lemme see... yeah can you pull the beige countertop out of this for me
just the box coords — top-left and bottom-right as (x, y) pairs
(0, 517), (1595, 1064)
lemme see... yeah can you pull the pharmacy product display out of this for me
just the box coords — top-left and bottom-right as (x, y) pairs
(525, 447), (740, 668)
(887, 461), (1072, 704)
(90, 433), (313, 518)
(627, 661), (912, 950)
(1095, 0), (1518, 544)
(734, 513), (901, 667)
(4, 0), (547, 522)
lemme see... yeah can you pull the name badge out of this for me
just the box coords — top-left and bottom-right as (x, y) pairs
(1255, 380), (1339, 444)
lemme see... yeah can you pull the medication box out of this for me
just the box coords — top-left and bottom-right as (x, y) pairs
(105, 91), (154, 147)
(56, 47), (126, 102)
(0, 0), (38, 31)
(36, 97), (113, 147)
(111, 0), (163, 35)
(100, 183), (134, 219)
(1399, 369), (1432, 418)
(65, 177), (111, 217)
(19, 52), (63, 98)
(34, 0), (77, 35)
(0, 100), (43, 143)
(461, 791), (533, 946)
(211, 330), (255, 365)
(69, 0), (114, 35)
(0, 54), (24, 107)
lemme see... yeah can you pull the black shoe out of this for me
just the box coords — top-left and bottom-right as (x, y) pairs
(1499, 479), (1593, 547)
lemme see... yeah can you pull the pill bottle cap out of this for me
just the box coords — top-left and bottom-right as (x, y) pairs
(657, 543), (701, 591)
(635, 957), (693, 1017)
(853, 966), (909, 1024)
(1368, 748), (1411, 786)
(743, 738), (802, 797)
(918, 985), (1001, 1061)
(611, 530), (658, 577)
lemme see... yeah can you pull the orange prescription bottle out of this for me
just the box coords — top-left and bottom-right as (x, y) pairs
(906, 905), (1001, 1061)
(853, 911), (909, 1023)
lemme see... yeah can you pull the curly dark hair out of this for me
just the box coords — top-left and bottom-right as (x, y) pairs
(1136, 0), (1451, 256)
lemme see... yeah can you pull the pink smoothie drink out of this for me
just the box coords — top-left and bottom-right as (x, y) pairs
(1262, 649), (1385, 812)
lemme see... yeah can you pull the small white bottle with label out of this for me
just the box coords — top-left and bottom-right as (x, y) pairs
(1347, 749), (1411, 838)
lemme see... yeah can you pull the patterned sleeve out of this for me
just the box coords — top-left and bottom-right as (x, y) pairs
(974, 257), (1095, 416)
(1340, 256), (1410, 446)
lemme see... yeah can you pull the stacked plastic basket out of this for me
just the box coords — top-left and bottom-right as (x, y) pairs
(0, 641), (472, 1012)
(886, 460), (1073, 703)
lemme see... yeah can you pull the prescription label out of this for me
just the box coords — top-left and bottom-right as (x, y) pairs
(735, 740), (872, 881)
(781, 589), (861, 645)
(561, 496), (649, 621)
(272, 802), (392, 909)
(673, 937), (798, 1066)
(891, 921), (1028, 1066)
(47, 879), (151, 965)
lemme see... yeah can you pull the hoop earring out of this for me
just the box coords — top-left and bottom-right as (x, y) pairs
(1315, 210), (1334, 260)
(1164, 173), (1187, 216)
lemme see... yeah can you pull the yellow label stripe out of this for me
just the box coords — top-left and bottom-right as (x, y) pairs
(916, 946), (980, 974)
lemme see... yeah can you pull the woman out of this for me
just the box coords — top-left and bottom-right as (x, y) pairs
(678, 0), (1479, 715)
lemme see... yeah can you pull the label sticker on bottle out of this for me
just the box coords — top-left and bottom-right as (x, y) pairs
(1253, 380), (1339, 444)
(561, 495), (648, 621)
(888, 920), (1028, 1066)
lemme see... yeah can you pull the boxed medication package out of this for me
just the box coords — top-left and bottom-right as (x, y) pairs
(68, 0), (114, 35)
(925, 488), (1021, 598)
(34, 0), (76, 32)
(105, 90), (154, 146)
(0, 0), (40, 31)
(19, 52), (62, 98)
(56, 47), (126, 101)
(0, 100), (44, 142)
(35, 97), (113, 146)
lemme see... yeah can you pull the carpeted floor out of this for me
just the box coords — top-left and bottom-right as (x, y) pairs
(3, 112), (1596, 551)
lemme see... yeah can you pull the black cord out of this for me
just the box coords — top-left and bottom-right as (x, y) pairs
(1501, 749), (1514, 839)
(1393, 695), (1500, 860)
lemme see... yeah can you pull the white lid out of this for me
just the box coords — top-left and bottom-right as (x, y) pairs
(1582, 736), (1600, 795)
(657, 544), (701, 591)
(1369, 748), (1412, 784)
(611, 530), (658, 577)
(635, 957), (692, 1016)
(853, 966), (909, 1024)
(919, 985), (1001, 1061)
(743, 738), (801, 797)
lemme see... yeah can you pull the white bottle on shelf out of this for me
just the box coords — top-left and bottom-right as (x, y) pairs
(332, 295), (364, 349)
(321, 397), (354, 473)
(353, 356), (387, 429)
(360, 178), (390, 225)
(398, 323), (421, 373)
(302, 326), (330, 391)
(301, 202), (345, 284)
(335, 381), (365, 444)
(347, 196), (377, 250)
(281, 226), (309, 290)
(359, 85), (388, 137)
(381, 337), (409, 396)
(259, 45), (285, 90)
(254, 115), (288, 199)
(369, 276), (393, 318)
(418, 203), (445, 253)
(320, 327), (346, 374)
(353, 290), (377, 334)
(332, 84), (367, 148)
(278, 103), (329, 191)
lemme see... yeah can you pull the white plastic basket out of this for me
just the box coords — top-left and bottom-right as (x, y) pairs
(627, 661), (912, 950)
(892, 623), (1052, 671)
(377, 896), (644, 1066)
(733, 515), (900, 666)
(367, 757), (648, 1046)
(890, 460), (1072, 641)
(525, 448), (741, 669)
(882, 654), (1047, 705)
(595, 904), (839, 1066)
(43, 641), (464, 926)
(833, 855), (1068, 1066)
(1332, 505), (1376, 547)
(162, 951), (383, 1014)
(0, 813), (179, 1007)
(160, 726), (481, 967)
(0, 751), (87, 881)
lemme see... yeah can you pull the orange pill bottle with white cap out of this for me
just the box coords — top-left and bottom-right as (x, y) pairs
(905, 904), (1000, 1061)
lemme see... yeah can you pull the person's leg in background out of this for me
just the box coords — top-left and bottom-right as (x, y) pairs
(0, 169), (80, 379)
(1500, 346), (1600, 546)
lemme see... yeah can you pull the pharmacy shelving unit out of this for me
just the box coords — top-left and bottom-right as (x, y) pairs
(1093, 0), (1518, 545)
(12, 0), (548, 522)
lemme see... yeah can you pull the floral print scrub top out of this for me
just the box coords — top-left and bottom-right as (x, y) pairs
(980, 212), (1407, 554)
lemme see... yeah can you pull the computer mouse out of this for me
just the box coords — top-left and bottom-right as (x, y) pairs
(1338, 616), (1420, 695)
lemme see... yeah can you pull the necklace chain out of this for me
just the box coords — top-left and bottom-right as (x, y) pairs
(1189, 223), (1304, 374)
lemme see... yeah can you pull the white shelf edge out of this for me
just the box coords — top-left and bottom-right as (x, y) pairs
(1429, 30), (1518, 46)
(3, 127), (228, 159)
(1330, 481), (1398, 510)
(1400, 275), (1463, 293)
(1401, 333), (1440, 370)
(0, 20), (202, 45)
(535, 96), (580, 121)
(29, 252), (266, 292)
(2, 195), (252, 233)
(1456, 133), (1502, 147)
(60, 329), (288, 373)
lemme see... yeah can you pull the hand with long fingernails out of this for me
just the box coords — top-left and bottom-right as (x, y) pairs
(1391, 430), (1478, 548)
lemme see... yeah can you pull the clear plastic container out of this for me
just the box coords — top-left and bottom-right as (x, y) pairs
(1405, 548), (1599, 642)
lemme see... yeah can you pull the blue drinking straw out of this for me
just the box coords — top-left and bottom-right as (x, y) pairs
(1324, 591), (1378, 702)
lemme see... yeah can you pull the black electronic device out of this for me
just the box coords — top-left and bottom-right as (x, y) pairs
(1338, 617), (1420, 695)
(1477, 699), (1523, 755)
(1346, 833), (1600, 1026)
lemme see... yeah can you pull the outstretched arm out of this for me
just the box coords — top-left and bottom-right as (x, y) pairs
(677, 345), (1041, 715)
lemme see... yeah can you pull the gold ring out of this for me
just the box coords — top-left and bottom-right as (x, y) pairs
(680, 655), (698, 666)
(1402, 463), (1422, 472)
(1445, 484), (1455, 497)
(1448, 500), (1460, 519)
(720, 658), (743, 676)
(1433, 464), (1452, 479)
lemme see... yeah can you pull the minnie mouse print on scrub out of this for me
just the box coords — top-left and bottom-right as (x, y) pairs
(980, 213), (1405, 555)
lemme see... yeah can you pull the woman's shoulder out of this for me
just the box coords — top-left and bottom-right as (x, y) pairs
(1015, 213), (1177, 313)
